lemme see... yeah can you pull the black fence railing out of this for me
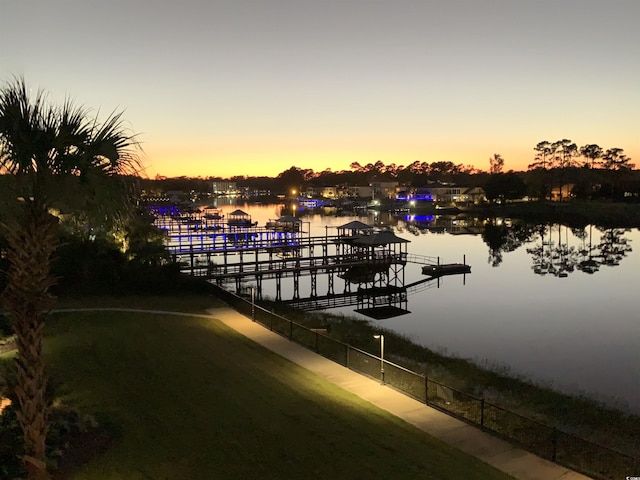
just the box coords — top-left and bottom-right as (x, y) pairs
(211, 285), (638, 480)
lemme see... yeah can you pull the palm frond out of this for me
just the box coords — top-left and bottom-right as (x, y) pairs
(1, 76), (142, 211)
(86, 109), (142, 176)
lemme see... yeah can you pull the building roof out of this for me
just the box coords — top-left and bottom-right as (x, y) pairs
(276, 215), (301, 223)
(338, 220), (374, 231)
(352, 231), (410, 246)
(229, 209), (249, 216)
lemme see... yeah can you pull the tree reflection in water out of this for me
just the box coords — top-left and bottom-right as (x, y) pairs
(525, 225), (632, 277)
(481, 219), (539, 267)
(475, 220), (633, 276)
(527, 224), (578, 276)
(595, 227), (633, 267)
(396, 214), (632, 276)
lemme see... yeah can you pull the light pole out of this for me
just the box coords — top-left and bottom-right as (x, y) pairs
(373, 334), (385, 384)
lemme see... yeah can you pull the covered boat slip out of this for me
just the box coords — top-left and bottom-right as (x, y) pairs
(226, 209), (258, 227)
(265, 215), (303, 232)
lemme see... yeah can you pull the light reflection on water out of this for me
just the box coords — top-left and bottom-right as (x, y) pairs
(210, 202), (640, 412)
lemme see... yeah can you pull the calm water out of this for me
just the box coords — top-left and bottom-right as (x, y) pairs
(206, 201), (640, 412)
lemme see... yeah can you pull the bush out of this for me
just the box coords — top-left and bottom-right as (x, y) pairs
(52, 234), (212, 297)
(0, 316), (11, 338)
(0, 360), (108, 476)
(0, 405), (25, 479)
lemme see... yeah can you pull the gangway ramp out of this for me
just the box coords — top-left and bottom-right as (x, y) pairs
(406, 253), (471, 279)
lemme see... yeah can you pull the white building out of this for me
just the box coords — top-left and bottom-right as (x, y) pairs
(212, 181), (238, 195)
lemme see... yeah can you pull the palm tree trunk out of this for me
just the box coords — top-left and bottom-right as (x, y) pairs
(1, 205), (58, 480)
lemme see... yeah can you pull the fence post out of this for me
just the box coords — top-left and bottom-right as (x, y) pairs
(315, 331), (319, 353)
(289, 320), (293, 340)
(251, 287), (255, 321)
(551, 427), (557, 462)
(480, 398), (485, 430)
(425, 376), (429, 405)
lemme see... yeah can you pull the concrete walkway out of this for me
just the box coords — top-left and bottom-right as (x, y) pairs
(208, 306), (592, 480)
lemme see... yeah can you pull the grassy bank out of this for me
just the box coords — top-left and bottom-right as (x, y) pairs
(8, 299), (513, 479)
(265, 303), (640, 458)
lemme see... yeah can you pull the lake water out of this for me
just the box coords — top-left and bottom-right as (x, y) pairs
(194, 201), (640, 412)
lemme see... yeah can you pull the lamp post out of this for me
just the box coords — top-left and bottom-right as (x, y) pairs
(373, 334), (385, 384)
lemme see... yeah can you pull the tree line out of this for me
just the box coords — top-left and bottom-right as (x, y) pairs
(529, 140), (634, 171)
(143, 150), (637, 204)
(144, 138), (634, 201)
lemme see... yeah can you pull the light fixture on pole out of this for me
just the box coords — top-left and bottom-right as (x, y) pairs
(373, 334), (385, 384)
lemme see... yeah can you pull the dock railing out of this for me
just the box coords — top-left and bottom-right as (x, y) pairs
(210, 284), (638, 480)
(405, 253), (441, 265)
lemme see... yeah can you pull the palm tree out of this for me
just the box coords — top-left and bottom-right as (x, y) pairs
(0, 77), (140, 480)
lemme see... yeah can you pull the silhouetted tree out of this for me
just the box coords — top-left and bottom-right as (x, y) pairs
(580, 144), (603, 169)
(549, 139), (578, 200)
(529, 141), (552, 170)
(484, 172), (527, 202)
(350, 161), (364, 173)
(602, 148), (634, 171)
(554, 139), (579, 169)
(489, 153), (504, 174)
(274, 166), (309, 194)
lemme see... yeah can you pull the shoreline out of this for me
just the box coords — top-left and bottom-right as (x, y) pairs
(414, 200), (640, 228)
(261, 299), (639, 457)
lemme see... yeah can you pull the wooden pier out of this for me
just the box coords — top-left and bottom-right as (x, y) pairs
(153, 210), (470, 313)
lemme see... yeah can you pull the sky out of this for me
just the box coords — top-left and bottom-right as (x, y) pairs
(2, 0), (639, 179)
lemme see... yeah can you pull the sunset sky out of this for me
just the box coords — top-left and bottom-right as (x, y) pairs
(2, 0), (638, 179)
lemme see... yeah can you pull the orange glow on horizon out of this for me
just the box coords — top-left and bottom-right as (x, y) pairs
(138, 130), (638, 179)
(141, 137), (546, 179)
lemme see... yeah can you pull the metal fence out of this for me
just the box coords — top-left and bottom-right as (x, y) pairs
(211, 285), (638, 480)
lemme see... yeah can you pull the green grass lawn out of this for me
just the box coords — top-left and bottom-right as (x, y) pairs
(42, 306), (513, 480)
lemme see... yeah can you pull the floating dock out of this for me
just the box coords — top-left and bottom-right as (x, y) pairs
(422, 263), (471, 277)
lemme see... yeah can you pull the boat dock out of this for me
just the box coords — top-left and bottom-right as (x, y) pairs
(152, 209), (470, 313)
